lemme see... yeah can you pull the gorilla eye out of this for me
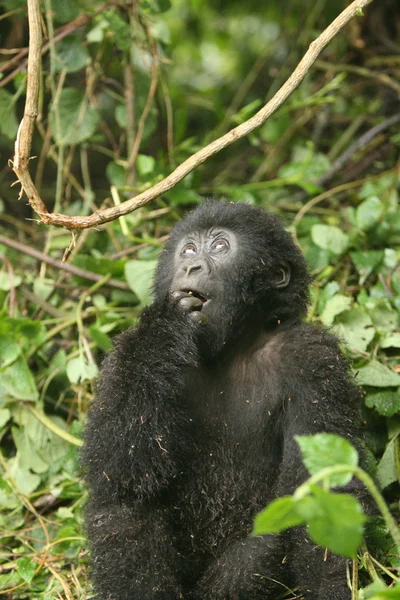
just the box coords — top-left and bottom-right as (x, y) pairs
(182, 243), (197, 257)
(211, 239), (229, 253)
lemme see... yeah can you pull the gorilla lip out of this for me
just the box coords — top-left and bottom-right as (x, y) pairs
(182, 289), (208, 304)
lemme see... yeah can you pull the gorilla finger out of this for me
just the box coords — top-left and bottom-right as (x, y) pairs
(178, 296), (203, 310)
(170, 290), (188, 301)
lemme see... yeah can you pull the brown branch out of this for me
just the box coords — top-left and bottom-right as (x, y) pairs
(0, 235), (131, 291)
(11, 0), (48, 219)
(13, 0), (376, 231)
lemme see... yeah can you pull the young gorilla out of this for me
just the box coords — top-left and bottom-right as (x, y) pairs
(83, 201), (361, 600)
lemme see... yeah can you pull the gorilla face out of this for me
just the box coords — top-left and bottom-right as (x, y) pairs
(170, 227), (239, 321)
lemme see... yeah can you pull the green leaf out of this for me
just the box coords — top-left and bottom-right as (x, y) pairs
(54, 36), (89, 73)
(320, 294), (352, 326)
(71, 255), (125, 282)
(16, 557), (36, 584)
(0, 476), (19, 510)
(350, 250), (384, 285)
(368, 300), (398, 333)
(0, 356), (39, 401)
(0, 408), (11, 428)
(87, 18), (108, 43)
(365, 392), (400, 417)
(50, 88), (99, 146)
(153, 0), (172, 12)
(137, 154), (155, 176)
(9, 463), (40, 494)
(66, 357), (98, 384)
(356, 197), (383, 231)
(306, 487), (365, 557)
(252, 496), (305, 535)
(0, 89), (18, 140)
(296, 434), (358, 487)
(103, 10), (132, 51)
(381, 333), (400, 349)
(33, 278), (55, 301)
(89, 325), (113, 352)
(334, 307), (375, 354)
(106, 161), (126, 187)
(18, 319), (43, 340)
(260, 114), (291, 144)
(125, 260), (157, 305)
(0, 340), (21, 368)
(0, 271), (22, 291)
(311, 225), (349, 255)
(376, 437), (399, 490)
(363, 581), (400, 599)
(356, 361), (400, 387)
(51, 0), (80, 23)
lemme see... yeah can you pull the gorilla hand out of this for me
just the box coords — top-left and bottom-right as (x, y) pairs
(170, 290), (208, 324)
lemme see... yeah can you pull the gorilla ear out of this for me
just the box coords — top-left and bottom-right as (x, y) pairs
(274, 262), (291, 288)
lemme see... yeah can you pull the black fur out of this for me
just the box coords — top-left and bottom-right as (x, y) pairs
(82, 201), (361, 599)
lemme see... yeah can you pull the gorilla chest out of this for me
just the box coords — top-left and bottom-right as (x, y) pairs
(176, 361), (283, 552)
(184, 355), (282, 444)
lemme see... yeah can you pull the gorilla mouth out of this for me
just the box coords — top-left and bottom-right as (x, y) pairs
(183, 289), (208, 304)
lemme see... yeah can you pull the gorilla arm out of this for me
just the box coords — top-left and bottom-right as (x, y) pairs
(83, 292), (202, 503)
(82, 293), (204, 600)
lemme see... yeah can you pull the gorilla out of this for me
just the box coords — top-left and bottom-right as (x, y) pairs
(82, 201), (362, 600)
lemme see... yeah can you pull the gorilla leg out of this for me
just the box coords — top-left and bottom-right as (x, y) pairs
(289, 529), (351, 600)
(86, 500), (183, 600)
(193, 534), (292, 600)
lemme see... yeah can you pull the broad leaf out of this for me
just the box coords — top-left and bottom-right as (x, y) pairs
(320, 294), (351, 326)
(296, 434), (358, 487)
(0, 89), (18, 139)
(125, 260), (157, 305)
(66, 357), (98, 384)
(16, 557), (36, 584)
(50, 88), (99, 146)
(366, 392), (400, 417)
(311, 225), (349, 255)
(376, 437), (399, 490)
(355, 196), (383, 231)
(54, 35), (89, 72)
(356, 361), (400, 387)
(252, 496), (305, 535)
(334, 307), (375, 353)
(350, 250), (384, 284)
(306, 487), (365, 557)
(0, 356), (38, 401)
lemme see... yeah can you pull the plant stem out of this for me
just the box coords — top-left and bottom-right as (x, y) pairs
(295, 464), (400, 552)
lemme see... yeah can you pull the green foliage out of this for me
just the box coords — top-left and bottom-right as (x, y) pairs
(0, 0), (399, 596)
(311, 224), (350, 255)
(50, 88), (99, 146)
(0, 89), (18, 140)
(125, 259), (158, 305)
(253, 434), (366, 558)
(296, 433), (358, 486)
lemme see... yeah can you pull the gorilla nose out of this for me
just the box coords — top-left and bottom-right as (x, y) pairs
(186, 262), (202, 276)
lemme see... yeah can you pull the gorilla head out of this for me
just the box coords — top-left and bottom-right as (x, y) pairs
(154, 201), (310, 353)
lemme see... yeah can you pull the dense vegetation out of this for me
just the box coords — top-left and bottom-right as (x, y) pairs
(0, 0), (399, 598)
